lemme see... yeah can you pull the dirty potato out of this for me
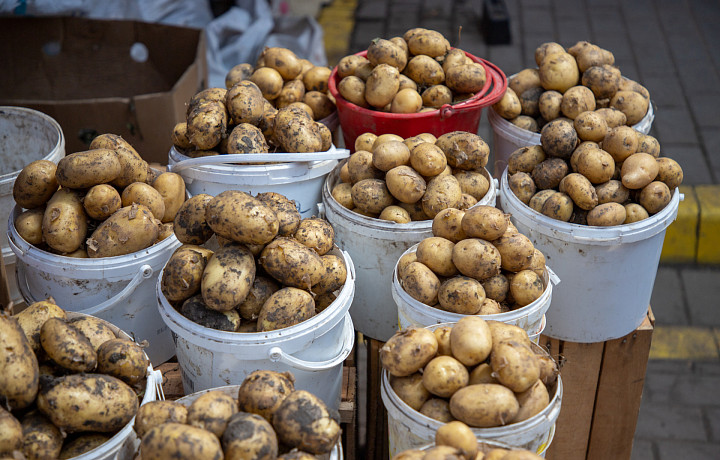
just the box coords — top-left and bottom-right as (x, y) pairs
(187, 390), (238, 437)
(86, 204), (159, 258)
(257, 287), (316, 331)
(380, 327), (439, 377)
(140, 423), (223, 460)
(42, 188), (88, 254)
(96, 338), (148, 385)
(13, 159), (59, 209)
(134, 400), (188, 438)
(260, 237), (324, 290)
(40, 317), (97, 373)
(237, 370), (295, 423)
(202, 243), (256, 312)
(272, 390), (341, 455)
(161, 245), (212, 303)
(181, 295), (241, 332)
(205, 190), (279, 245)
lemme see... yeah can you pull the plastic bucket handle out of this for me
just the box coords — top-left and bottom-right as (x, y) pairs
(167, 150), (351, 174)
(268, 314), (354, 371)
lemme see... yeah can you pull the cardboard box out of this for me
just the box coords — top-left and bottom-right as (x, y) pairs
(0, 17), (207, 164)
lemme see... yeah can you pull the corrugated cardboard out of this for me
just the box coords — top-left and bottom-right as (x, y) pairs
(0, 17), (206, 164)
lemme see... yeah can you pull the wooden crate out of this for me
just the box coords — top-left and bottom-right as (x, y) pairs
(543, 309), (655, 460)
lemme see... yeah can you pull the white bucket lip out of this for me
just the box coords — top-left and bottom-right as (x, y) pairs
(157, 247), (356, 349)
(0, 106), (65, 183)
(7, 204), (182, 275)
(392, 243), (557, 326)
(381, 330), (563, 436)
(499, 169), (681, 245)
(322, 162), (497, 232)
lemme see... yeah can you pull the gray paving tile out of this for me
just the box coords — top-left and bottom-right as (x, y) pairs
(695, 361), (720, 375)
(351, 21), (385, 50)
(687, 91), (720, 129)
(641, 75), (686, 109)
(631, 439), (656, 460)
(707, 407), (720, 443)
(635, 399), (707, 441)
(650, 267), (689, 326)
(682, 268), (720, 326)
(646, 359), (694, 374)
(421, 0), (452, 19)
(355, 1), (388, 20)
(652, 107), (699, 145)
(656, 441), (720, 460)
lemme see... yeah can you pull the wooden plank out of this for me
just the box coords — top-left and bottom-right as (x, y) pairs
(543, 336), (604, 460)
(341, 366), (357, 460)
(365, 338), (389, 460)
(0, 250), (11, 313)
(587, 315), (654, 460)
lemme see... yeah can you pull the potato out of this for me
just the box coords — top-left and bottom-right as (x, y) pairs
(312, 254), (348, 296)
(186, 87), (227, 115)
(480, 273), (509, 303)
(40, 317), (96, 372)
(42, 188), (87, 254)
(639, 181), (672, 214)
(0, 407), (22, 456)
(436, 131), (489, 170)
(422, 175), (462, 219)
(509, 270), (544, 307)
(13, 299), (64, 352)
(366, 38), (407, 70)
(121, 181), (166, 221)
(380, 327), (439, 377)
(134, 400), (188, 438)
(385, 166), (427, 205)
(13, 159), (59, 209)
(456, 194), (476, 211)
(450, 316), (492, 366)
(222, 412), (279, 460)
(398, 200), (430, 221)
(604, 126), (640, 164)
(59, 434), (112, 459)
(87, 204), (159, 258)
(352, 178), (395, 214)
(655, 157), (683, 190)
(581, 64), (621, 99)
(461, 206), (508, 241)
(508, 68), (541, 96)
(531, 158), (568, 190)
(449, 384), (519, 427)
(226, 81), (265, 125)
(66, 315), (117, 351)
(574, 111), (608, 142)
(37, 373), (137, 432)
(595, 179), (630, 205)
(587, 202), (627, 226)
(446, 63), (486, 94)
(403, 55), (445, 88)
(272, 390), (341, 454)
(0, 318), (38, 412)
(624, 203), (650, 223)
(160, 245), (211, 303)
(559, 173), (598, 210)
(373, 141), (411, 172)
(406, 29), (448, 57)
(419, 399), (455, 423)
(181, 295), (241, 332)
(508, 145), (546, 175)
(174, 194), (215, 244)
(355, 133), (377, 152)
(80, 184), (119, 221)
(621, 152), (659, 189)
(539, 52), (579, 93)
(536, 90), (563, 122)
(638, 133), (661, 158)
(534, 42), (565, 65)
(186, 390), (238, 437)
(347, 150), (384, 183)
(513, 379), (550, 423)
(454, 170), (489, 201)
(493, 233), (534, 272)
(432, 208), (466, 243)
(518, 86), (543, 118)
(199, 242), (256, 312)
(423, 356), (469, 398)
(20, 411), (62, 460)
(416, 237), (457, 277)
(227, 123), (269, 154)
(302, 66), (331, 93)
(510, 115), (538, 132)
(409, 142), (447, 177)
(610, 90), (649, 125)
(493, 87), (522, 119)
(391, 88), (423, 113)
(13, 208), (43, 248)
(96, 338), (148, 385)
(469, 363), (498, 385)
(294, 218), (334, 256)
(248, 66), (283, 101)
(438, 276), (486, 314)
(374, 133), (406, 149)
(237, 370), (295, 423)
(55, 148), (120, 189)
(365, 64), (400, 108)
(435, 421), (478, 459)
(390, 373), (431, 411)
(422, 84), (453, 108)
(576, 147), (615, 184)
(595, 107), (627, 129)
(452, 238), (502, 281)
(140, 422), (223, 460)
(337, 54), (368, 79)
(205, 191), (279, 245)
(431, 325), (453, 357)
(560, 86), (596, 119)
(260, 237), (324, 290)
(486, 321), (530, 348)
(234, 276), (280, 321)
(540, 119), (577, 159)
(186, 101), (228, 150)
(258, 287), (315, 331)
(338, 76), (369, 107)
(540, 192), (574, 222)
(274, 107), (324, 153)
(400, 261), (441, 305)
(397, 252), (419, 281)
(528, 189), (556, 213)
(490, 340), (540, 393)
(225, 62), (253, 88)
(262, 47), (302, 80)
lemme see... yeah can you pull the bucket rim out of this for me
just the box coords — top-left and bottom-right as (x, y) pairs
(0, 106), (65, 183)
(321, 162), (497, 233)
(392, 243), (557, 326)
(499, 169), (681, 244)
(156, 247), (356, 350)
(328, 50), (507, 122)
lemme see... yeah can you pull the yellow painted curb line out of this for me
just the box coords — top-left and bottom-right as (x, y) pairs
(660, 185), (698, 263)
(695, 185), (720, 264)
(649, 326), (719, 360)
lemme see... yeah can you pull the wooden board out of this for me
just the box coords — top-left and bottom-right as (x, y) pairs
(364, 338), (389, 460)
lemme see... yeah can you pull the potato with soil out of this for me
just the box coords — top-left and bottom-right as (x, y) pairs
(140, 422), (223, 460)
(621, 152), (659, 190)
(656, 157), (684, 190)
(237, 370), (295, 423)
(513, 379), (550, 423)
(40, 317), (97, 372)
(420, 399), (455, 423)
(450, 316), (493, 366)
(422, 85), (453, 108)
(87, 204), (159, 258)
(186, 390), (238, 437)
(56, 148), (121, 189)
(610, 90), (649, 125)
(508, 172), (537, 205)
(294, 218), (334, 256)
(365, 64), (400, 108)
(449, 384), (519, 427)
(541, 192), (574, 222)
(256, 192), (302, 237)
(352, 178), (395, 215)
(510, 270), (545, 307)
(202, 243), (256, 312)
(560, 85), (596, 119)
(540, 119), (577, 159)
(273, 106), (324, 153)
(381, 327), (439, 377)
(461, 205), (508, 241)
(446, 62), (486, 94)
(96, 338), (148, 385)
(237, 276), (281, 321)
(0, 407), (22, 456)
(508, 68), (541, 96)
(82, 184), (121, 221)
(42, 188), (87, 254)
(67, 315), (117, 351)
(595, 107), (627, 129)
(260, 237), (324, 290)
(225, 62), (254, 88)
(174, 194), (215, 245)
(37, 373), (138, 433)
(539, 52), (579, 93)
(331, 182), (354, 209)
(574, 111), (608, 142)
(134, 401), (188, 438)
(417, 237), (457, 277)
(91, 134), (149, 188)
(508, 145), (546, 175)
(491, 340), (541, 393)
(386, 166), (427, 204)
(538, 90), (563, 121)
(186, 101), (228, 150)
(493, 87), (522, 119)
(576, 147), (615, 184)
(624, 203), (650, 223)
(587, 202), (627, 226)
(432, 208), (467, 243)
(347, 150), (384, 183)
(422, 175), (462, 219)
(205, 190), (279, 245)
(181, 295), (241, 332)
(227, 123), (269, 154)
(423, 355), (469, 398)
(436, 131), (490, 171)
(559, 173), (598, 210)
(312, 254), (347, 296)
(582, 64), (622, 99)
(161, 245), (213, 303)
(14, 207), (44, 246)
(272, 390), (341, 454)
(121, 181), (166, 221)
(20, 411), (63, 460)
(226, 81), (265, 125)
(435, 421), (479, 459)
(452, 238), (502, 281)
(390, 373), (431, 411)
(595, 180), (630, 205)
(14, 298), (67, 352)
(59, 434), (112, 459)
(400, 261), (441, 305)
(338, 76), (369, 108)
(257, 287), (315, 331)
(405, 55), (446, 87)
(639, 181), (672, 214)
(222, 411), (278, 460)
(410, 142), (447, 177)
(13, 159), (59, 209)
(603, 125), (638, 163)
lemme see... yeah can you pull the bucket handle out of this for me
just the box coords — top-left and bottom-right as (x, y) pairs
(267, 314), (354, 371)
(167, 150), (351, 174)
(546, 266), (561, 286)
(79, 264), (154, 316)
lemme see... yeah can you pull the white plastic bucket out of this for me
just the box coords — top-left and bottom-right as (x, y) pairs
(381, 325), (562, 457)
(321, 165), (498, 342)
(392, 243), (559, 342)
(115, 385), (343, 460)
(7, 205), (181, 365)
(499, 169), (681, 342)
(64, 312), (161, 460)
(0, 106), (65, 306)
(487, 94), (656, 179)
(157, 248), (356, 412)
(167, 146), (350, 217)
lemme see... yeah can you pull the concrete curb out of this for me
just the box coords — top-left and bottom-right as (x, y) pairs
(661, 184), (720, 264)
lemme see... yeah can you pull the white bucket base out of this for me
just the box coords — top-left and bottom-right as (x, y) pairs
(322, 165), (498, 342)
(157, 248), (356, 412)
(499, 169), (680, 342)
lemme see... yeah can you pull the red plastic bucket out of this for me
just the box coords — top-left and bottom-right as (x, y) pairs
(328, 50), (507, 152)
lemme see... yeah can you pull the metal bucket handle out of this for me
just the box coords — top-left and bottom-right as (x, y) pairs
(15, 262), (153, 315)
(167, 150), (351, 174)
(267, 314), (354, 371)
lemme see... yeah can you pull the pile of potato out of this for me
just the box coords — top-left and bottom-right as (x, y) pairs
(393, 421), (542, 460)
(398, 205), (547, 314)
(132, 369), (340, 458)
(0, 299), (149, 459)
(172, 47), (336, 156)
(506, 121), (683, 225)
(331, 131), (491, 222)
(336, 28), (487, 113)
(163, 190), (346, 332)
(493, 40), (651, 133)
(12, 133), (186, 258)
(381, 318), (558, 428)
